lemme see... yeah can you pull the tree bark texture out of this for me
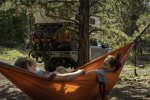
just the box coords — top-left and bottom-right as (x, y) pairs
(78, 0), (90, 66)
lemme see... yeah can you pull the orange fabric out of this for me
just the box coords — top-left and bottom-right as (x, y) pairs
(0, 42), (134, 100)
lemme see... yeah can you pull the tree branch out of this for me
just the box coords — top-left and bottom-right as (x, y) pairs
(48, 0), (76, 3)
(66, 27), (79, 35)
(89, 0), (100, 8)
(45, 13), (79, 25)
(89, 28), (102, 34)
(90, 9), (112, 16)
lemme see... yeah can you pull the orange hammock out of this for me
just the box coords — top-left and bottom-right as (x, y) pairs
(0, 42), (134, 100)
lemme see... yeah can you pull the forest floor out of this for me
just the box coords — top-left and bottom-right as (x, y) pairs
(110, 65), (150, 100)
(0, 64), (149, 100)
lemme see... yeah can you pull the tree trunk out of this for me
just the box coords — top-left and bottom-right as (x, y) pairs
(125, 20), (137, 35)
(78, 0), (90, 66)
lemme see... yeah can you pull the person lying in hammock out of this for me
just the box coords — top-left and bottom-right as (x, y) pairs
(94, 54), (122, 100)
(14, 57), (85, 81)
(103, 53), (122, 72)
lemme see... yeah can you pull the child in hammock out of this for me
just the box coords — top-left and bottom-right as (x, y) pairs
(14, 57), (85, 81)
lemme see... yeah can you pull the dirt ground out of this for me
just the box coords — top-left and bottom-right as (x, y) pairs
(110, 78), (150, 100)
(0, 65), (149, 100)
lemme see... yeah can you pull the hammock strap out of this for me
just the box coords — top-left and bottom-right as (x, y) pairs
(96, 70), (106, 100)
(134, 41), (138, 76)
(134, 41), (137, 66)
(133, 23), (149, 76)
(99, 82), (105, 100)
(133, 23), (150, 43)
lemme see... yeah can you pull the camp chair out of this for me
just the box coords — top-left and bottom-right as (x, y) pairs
(0, 42), (134, 100)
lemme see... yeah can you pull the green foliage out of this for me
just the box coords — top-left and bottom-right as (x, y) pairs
(89, 0), (150, 53)
(0, 1), (32, 47)
(0, 46), (28, 63)
(95, 0), (150, 35)
(137, 13), (150, 27)
(44, 2), (77, 18)
(91, 26), (131, 49)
